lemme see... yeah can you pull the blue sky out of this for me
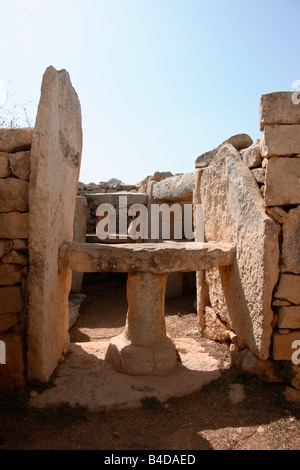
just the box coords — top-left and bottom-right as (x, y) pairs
(1, 0), (299, 184)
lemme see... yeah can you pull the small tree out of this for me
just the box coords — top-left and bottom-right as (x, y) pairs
(0, 80), (37, 128)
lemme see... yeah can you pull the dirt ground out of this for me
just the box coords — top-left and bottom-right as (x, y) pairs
(1, 273), (300, 452)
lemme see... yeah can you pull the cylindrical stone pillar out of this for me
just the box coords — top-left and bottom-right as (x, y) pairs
(105, 272), (178, 376)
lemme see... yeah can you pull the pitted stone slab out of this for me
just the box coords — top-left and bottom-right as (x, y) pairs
(59, 240), (236, 274)
(27, 66), (83, 383)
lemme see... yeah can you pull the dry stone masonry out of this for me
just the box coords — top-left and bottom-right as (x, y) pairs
(0, 68), (299, 399)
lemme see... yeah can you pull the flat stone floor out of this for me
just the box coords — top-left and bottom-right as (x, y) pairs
(29, 338), (222, 410)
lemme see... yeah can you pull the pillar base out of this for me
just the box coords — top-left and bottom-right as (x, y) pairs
(105, 333), (178, 376)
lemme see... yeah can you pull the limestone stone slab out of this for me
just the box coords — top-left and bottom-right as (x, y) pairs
(0, 178), (29, 212)
(277, 306), (300, 329)
(195, 134), (253, 168)
(60, 240), (236, 274)
(152, 172), (194, 202)
(199, 144), (279, 360)
(0, 128), (33, 153)
(9, 151), (31, 181)
(275, 274), (300, 304)
(0, 212), (28, 239)
(281, 206), (300, 274)
(0, 286), (23, 313)
(86, 192), (148, 208)
(251, 168), (266, 184)
(240, 143), (262, 169)
(261, 125), (300, 157)
(0, 264), (22, 285)
(27, 66), (83, 383)
(0, 313), (20, 332)
(260, 92), (300, 131)
(264, 158), (300, 206)
(273, 330), (300, 360)
(0, 153), (10, 178)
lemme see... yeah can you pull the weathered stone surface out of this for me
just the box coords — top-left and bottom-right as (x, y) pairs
(106, 272), (178, 376)
(260, 92), (300, 131)
(273, 330), (300, 360)
(0, 313), (20, 332)
(0, 330), (25, 389)
(284, 386), (300, 403)
(195, 134), (253, 168)
(0, 153), (10, 178)
(281, 206), (300, 274)
(0, 286), (23, 313)
(0, 212), (28, 239)
(203, 306), (235, 342)
(71, 196), (87, 293)
(0, 264), (22, 285)
(0, 128), (33, 153)
(200, 144), (279, 360)
(0, 178), (29, 212)
(261, 125), (300, 158)
(60, 240), (236, 274)
(152, 172), (194, 202)
(9, 151), (31, 181)
(251, 168), (265, 184)
(266, 206), (288, 224)
(264, 158), (300, 206)
(2, 250), (28, 265)
(86, 192), (148, 208)
(240, 143), (262, 169)
(278, 306), (300, 329)
(275, 274), (300, 304)
(27, 66), (83, 383)
(12, 239), (27, 251)
(0, 240), (13, 259)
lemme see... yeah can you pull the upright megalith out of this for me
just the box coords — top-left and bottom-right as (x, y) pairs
(27, 66), (83, 382)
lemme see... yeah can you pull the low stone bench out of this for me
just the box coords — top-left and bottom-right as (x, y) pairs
(59, 241), (235, 376)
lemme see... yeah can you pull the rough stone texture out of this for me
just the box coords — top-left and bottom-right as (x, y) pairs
(275, 274), (300, 304)
(9, 151), (31, 181)
(28, 338), (221, 410)
(0, 178), (29, 212)
(0, 264), (22, 285)
(68, 293), (86, 329)
(240, 143), (263, 169)
(273, 330), (300, 360)
(0, 240), (13, 259)
(61, 241), (236, 275)
(0, 313), (20, 332)
(0, 286), (23, 313)
(71, 196), (87, 293)
(0, 212), (28, 239)
(0, 153), (10, 178)
(264, 157), (300, 206)
(86, 192), (148, 209)
(0, 331), (25, 389)
(105, 272), (178, 376)
(266, 206), (288, 224)
(277, 307), (300, 329)
(281, 206), (300, 274)
(251, 168), (265, 184)
(284, 386), (300, 404)
(260, 125), (300, 158)
(195, 134), (253, 168)
(260, 92), (300, 131)
(27, 66), (83, 383)
(152, 172), (194, 202)
(0, 128), (33, 153)
(203, 306), (235, 342)
(200, 144), (279, 360)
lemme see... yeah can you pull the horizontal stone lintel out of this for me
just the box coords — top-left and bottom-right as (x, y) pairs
(86, 192), (148, 208)
(59, 240), (236, 274)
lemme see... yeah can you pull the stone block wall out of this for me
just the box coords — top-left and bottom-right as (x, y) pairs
(259, 93), (300, 378)
(0, 128), (33, 389)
